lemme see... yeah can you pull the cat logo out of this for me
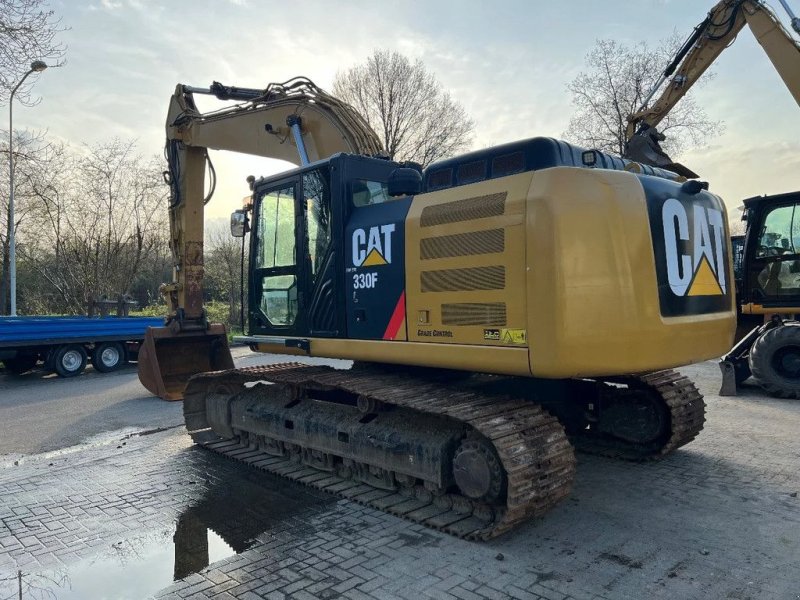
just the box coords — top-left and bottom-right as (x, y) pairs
(352, 224), (395, 267)
(662, 198), (727, 297)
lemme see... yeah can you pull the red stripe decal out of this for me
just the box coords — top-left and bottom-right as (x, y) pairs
(382, 291), (406, 340)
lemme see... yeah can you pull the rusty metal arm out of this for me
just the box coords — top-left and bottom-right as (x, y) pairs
(625, 0), (800, 142)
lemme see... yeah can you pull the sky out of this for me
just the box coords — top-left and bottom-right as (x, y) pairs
(9, 0), (800, 227)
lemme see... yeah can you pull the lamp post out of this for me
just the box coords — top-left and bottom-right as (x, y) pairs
(7, 60), (47, 316)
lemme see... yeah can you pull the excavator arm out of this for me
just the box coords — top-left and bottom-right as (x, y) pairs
(625, 0), (800, 173)
(139, 78), (384, 400)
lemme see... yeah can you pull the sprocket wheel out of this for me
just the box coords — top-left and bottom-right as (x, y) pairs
(452, 437), (506, 504)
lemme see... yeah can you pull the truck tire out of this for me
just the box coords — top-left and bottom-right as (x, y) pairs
(748, 324), (800, 399)
(91, 342), (125, 373)
(53, 344), (88, 378)
(734, 361), (751, 385)
(2, 354), (38, 375)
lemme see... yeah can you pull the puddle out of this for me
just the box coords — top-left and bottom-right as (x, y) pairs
(1, 521), (238, 599)
(3, 525), (235, 599)
(1, 457), (332, 598)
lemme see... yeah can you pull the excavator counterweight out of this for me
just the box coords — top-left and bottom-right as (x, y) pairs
(619, 0), (800, 398)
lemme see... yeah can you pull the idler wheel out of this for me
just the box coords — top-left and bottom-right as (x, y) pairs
(598, 389), (669, 444)
(452, 437), (505, 503)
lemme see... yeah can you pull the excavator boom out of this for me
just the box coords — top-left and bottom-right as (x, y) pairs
(625, 0), (800, 173)
(138, 78), (384, 400)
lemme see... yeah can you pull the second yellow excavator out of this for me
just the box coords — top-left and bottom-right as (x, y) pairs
(138, 78), (736, 539)
(622, 0), (800, 398)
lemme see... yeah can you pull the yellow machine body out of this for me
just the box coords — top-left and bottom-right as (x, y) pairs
(251, 166), (736, 377)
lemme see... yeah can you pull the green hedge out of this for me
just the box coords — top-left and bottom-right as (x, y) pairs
(130, 301), (244, 340)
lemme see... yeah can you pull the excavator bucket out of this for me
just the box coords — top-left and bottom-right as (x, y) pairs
(137, 324), (235, 401)
(626, 131), (699, 179)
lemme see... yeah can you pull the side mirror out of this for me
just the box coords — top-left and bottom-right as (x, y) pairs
(387, 167), (422, 197)
(230, 210), (249, 238)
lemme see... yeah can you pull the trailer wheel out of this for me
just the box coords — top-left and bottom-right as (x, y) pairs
(2, 354), (38, 375)
(748, 324), (800, 399)
(91, 342), (125, 373)
(53, 344), (87, 378)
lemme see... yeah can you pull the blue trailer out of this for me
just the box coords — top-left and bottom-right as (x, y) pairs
(0, 316), (165, 377)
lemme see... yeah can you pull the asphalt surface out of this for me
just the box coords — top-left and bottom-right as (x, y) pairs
(0, 357), (184, 457)
(0, 347), (350, 458)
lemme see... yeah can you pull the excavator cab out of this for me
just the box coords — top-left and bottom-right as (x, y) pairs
(138, 152), (410, 401)
(241, 154), (413, 344)
(720, 191), (800, 397)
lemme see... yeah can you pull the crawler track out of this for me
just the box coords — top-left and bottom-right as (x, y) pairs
(183, 363), (576, 540)
(574, 369), (706, 460)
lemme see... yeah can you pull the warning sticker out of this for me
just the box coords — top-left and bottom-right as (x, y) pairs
(501, 328), (527, 345)
(485, 328), (527, 344)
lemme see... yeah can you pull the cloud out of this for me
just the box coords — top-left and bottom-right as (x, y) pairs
(18, 0), (800, 224)
(88, 0), (123, 10)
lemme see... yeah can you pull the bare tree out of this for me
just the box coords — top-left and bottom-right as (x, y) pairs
(0, 129), (56, 313)
(563, 37), (722, 157)
(333, 49), (474, 167)
(205, 219), (248, 330)
(17, 139), (168, 314)
(0, 0), (66, 104)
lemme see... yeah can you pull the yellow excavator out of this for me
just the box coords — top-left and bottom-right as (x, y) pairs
(138, 77), (736, 539)
(622, 0), (800, 398)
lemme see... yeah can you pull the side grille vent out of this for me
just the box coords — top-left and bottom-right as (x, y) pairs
(492, 151), (525, 177)
(427, 168), (453, 191)
(420, 229), (505, 260)
(441, 303), (507, 326)
(457, 160), (486, 185)
(420, 192), (506, 227)
(421, 266), (505, 293)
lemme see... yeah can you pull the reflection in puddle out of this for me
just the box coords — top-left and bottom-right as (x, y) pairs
(1, 525), (236, 600)
(1, 475), (328, 599)
(174, 512), (236, 580)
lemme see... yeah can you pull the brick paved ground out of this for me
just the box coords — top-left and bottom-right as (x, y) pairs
(0, 361), (798, 600)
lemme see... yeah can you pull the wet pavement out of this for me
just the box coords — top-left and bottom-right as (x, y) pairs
(0, 430), (336, 599)
(0, 359), (799, 599)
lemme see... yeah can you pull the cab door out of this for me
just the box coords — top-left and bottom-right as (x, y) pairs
(744, 196), (800, 308)
(249, 177), (305, 336)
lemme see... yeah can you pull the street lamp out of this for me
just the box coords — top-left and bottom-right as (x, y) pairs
(7, 60), (47, 316)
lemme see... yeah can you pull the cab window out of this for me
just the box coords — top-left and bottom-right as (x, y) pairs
(255, 184), (297, 326)
(351, 180), (391, 207)
(303, 169), (331, 282)
(256, 185), (296, 269)
(755, 202), (800, 298)
(757, 204), (800, 258)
